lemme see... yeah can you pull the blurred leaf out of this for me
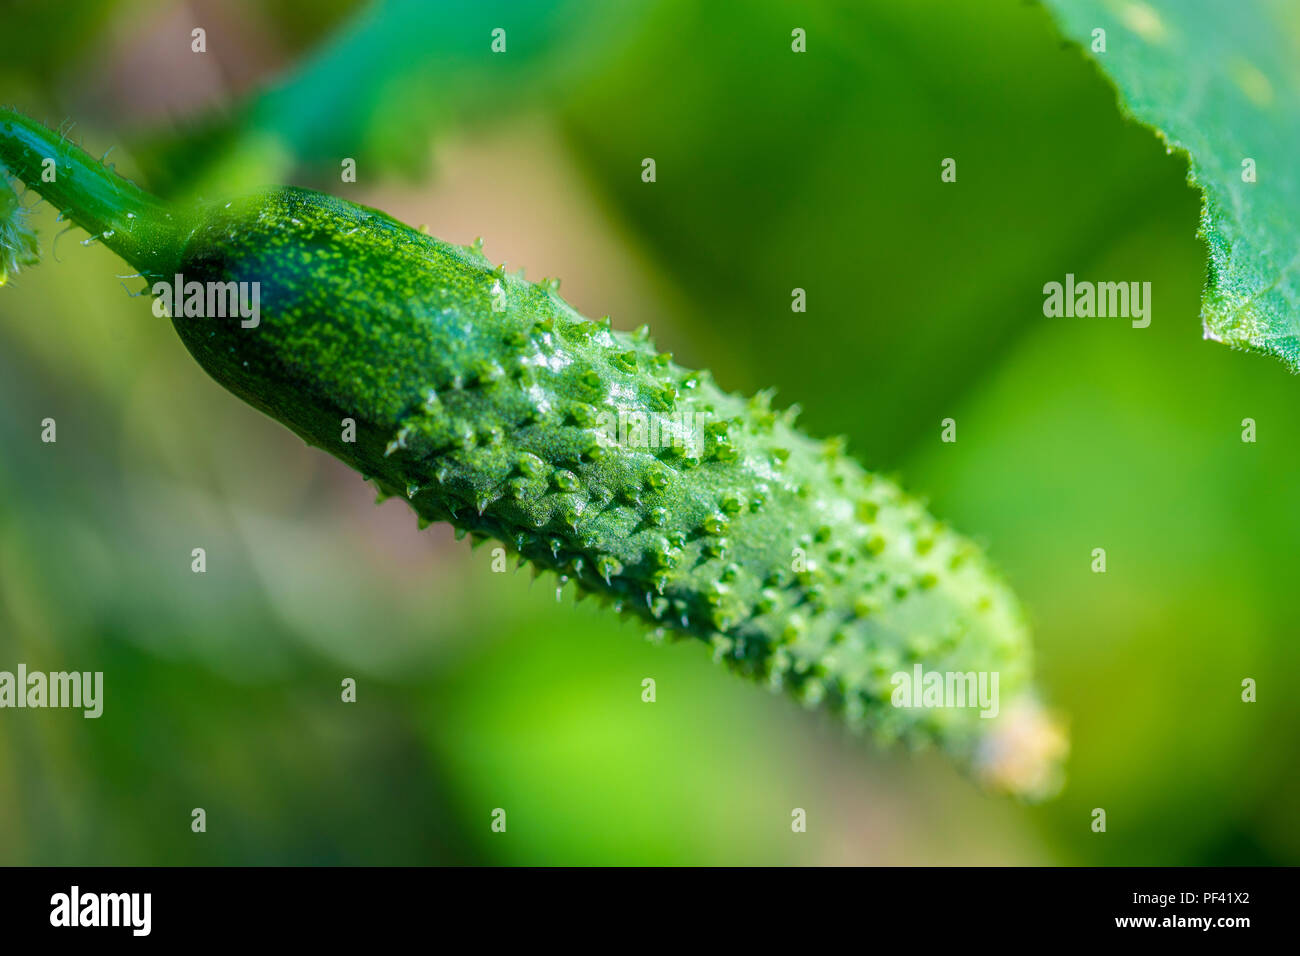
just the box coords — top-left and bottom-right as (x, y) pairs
(1047, 0), (1300, 371)
(907, 210), (1298, 864)
(131, 0), (654, 198)
(245, 0), (366, 49)
(0, 0), (137, 90)
(0, 335), (510, 864)
(560, 0), (1194, 465)
(422, 596), (800, 865)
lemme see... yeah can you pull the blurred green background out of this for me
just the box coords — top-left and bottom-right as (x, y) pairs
(1, 0), (1296, 865)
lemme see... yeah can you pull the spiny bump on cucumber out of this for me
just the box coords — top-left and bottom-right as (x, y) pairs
(0, 107), (1066, 798)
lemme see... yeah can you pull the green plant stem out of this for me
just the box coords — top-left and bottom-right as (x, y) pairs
(0, 108), (181, 278)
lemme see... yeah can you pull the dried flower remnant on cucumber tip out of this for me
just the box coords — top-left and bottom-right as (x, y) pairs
(0, 108), (1066, 798)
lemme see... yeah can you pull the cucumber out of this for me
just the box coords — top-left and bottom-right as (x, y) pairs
(1, 108), (1064, 797)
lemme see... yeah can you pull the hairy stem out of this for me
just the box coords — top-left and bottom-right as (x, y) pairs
(0, 108), (182, 278)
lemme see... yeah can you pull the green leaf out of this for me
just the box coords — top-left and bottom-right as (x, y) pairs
(1045, 0), (1300, 370)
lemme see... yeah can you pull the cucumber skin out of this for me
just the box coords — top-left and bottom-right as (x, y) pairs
(168, 186), (1034, 763)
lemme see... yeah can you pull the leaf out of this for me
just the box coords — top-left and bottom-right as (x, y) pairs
(1044, 0), (1300, 370)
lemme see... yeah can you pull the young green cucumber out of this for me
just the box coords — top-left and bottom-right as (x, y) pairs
(1, 108), (1064, 796)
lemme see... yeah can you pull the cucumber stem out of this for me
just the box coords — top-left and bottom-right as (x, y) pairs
(0, 107), (181, 278)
